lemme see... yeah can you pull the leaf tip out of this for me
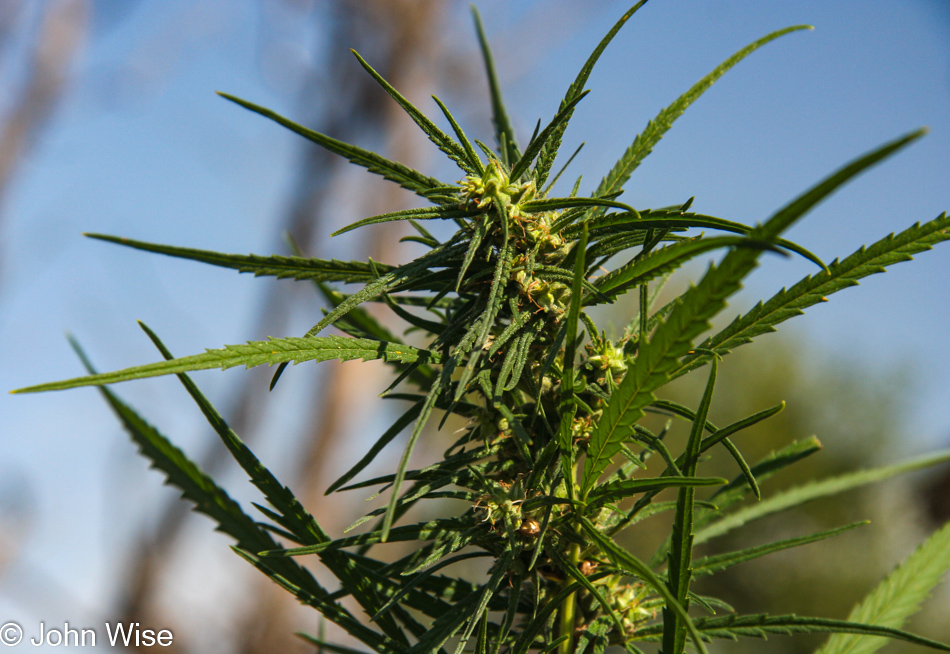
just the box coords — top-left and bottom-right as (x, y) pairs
(216, 91), (246, 107)
(269, 362), (288, 391)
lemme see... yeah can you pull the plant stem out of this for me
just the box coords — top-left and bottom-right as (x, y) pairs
(558, 455), (583, 654)
(558, 540), (582, 654)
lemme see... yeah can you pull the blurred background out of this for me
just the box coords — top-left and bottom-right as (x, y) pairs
(1, 1), (948, 652)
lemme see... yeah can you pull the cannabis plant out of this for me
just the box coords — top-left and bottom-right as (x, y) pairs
(15, 4), (950, 654)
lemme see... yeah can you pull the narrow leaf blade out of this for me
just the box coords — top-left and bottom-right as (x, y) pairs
(696, 450), (950, 544)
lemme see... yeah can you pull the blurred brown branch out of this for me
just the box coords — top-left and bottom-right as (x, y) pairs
(0, 0), (88, 210)
(108, 2), (451, 651)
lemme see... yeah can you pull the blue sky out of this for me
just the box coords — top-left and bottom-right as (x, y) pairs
(1, 0), (948, 642)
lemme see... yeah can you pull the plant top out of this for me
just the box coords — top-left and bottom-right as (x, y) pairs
(14, 4), (950, 654)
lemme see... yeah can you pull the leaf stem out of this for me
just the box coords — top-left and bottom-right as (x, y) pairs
(639, 283), (648, 344)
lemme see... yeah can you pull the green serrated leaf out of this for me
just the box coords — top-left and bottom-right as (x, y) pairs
(558, 222), (588, 498)
(137, 321), (329, 545)
(471, 6), (519, 165)
(522, 196), (635, 215)
(665, 356), (718, 654)
(542, 143), (585, 196)
(632, 613), (950, 652)
(326, 401), (424, 495)
(299, 237), (464, 339)
(535, 0), (648, 187)
(219, 92), (446, 198)
(708, 436), (822, 510)
(271, 517), (469, 558)
(593, 236), (752, 299)
(351, 50), (476, 175)
(579, 517), (709, 654)
(455, 550), (516, 654)
(586, 475), (726, 510)
(67, 339), (399, 652)
(815, 521), (950, 654)
(547, 547), (628, 641)
(457, 216), (489, 291)
(85, 233), (393, 283)
(508, 90), (589, 182)
(295, 634), (374, 654)
(582, 130), (924, 497)
(16, 336), (439, 393)
(432, 96), (484, 175)
(574, 210), (826, 271)
(672, 211), (950, 381)
(696, 449), (950, 544)
(372, 551), (491, 623)
(594, 25), (812, 198)
(332, 206), (479, 237)
(381, 377), (445, 542)
(693, 521), (867, 577)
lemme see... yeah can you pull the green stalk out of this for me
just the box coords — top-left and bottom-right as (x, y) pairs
(557, 450), (584, 654)
(558, 540), (582, 654)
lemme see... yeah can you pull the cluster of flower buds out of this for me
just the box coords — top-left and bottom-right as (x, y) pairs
(459, 159), (536, 218)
